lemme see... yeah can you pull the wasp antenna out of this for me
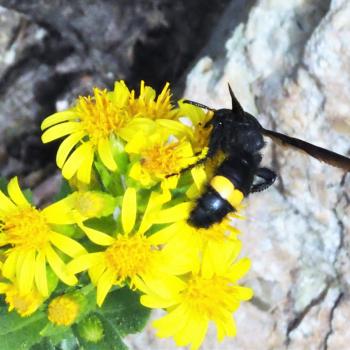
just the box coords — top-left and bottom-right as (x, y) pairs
(227, 83), (245, 115)
(183, 99), (216, 111)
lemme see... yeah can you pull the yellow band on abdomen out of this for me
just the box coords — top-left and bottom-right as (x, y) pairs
(210, 175), (244, 208)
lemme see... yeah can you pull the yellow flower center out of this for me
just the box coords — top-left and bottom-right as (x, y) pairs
(104, 234), (153, 284)
(48, 295), (80, 326)
(5, 285), (43, 317)
(75, 88), (129, 145)
(127, 82), (176, 120)
(183, 275), (235, 319)
(141, 141), (184, 176)
(2, 207), (50, 251)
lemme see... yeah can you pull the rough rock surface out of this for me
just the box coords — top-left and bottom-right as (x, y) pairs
(126, 0), (350, 349)
(0, 0), (349, 349)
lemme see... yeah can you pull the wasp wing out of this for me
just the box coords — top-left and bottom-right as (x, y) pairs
(262, 128), (350, 171)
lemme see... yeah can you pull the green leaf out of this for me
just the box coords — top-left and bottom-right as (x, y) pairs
(98, 287), (151, 336)
(0, 176), (8, 192)
(30, 338), (55, 350)
(0, 307), (48, 350)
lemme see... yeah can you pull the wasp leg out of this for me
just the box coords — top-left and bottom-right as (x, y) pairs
(166, 124), (222, 177)
(250, 167), (277, 193)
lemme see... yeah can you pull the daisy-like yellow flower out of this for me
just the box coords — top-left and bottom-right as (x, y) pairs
(41, 86), (131, 183)
(139, 240), (253, 350)
(125, 130), (198, 188)
(0, 177), (86, 297)
(0, 279), (45, 317)
(68, 188), (192, 306)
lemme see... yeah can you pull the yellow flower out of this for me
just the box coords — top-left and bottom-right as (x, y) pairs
(125, 130), (198, 188)
(0, 280), (45, 317)
(41, 85), (131, 183)
(48, 294), (80, 326)
(67, 188), (192, 306)
(0, 177), (86, 297)
(139, 240), (253, 350)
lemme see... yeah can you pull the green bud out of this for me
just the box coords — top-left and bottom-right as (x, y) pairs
(77, 314), (105, 343)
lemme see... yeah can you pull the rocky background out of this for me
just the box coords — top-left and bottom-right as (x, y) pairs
(0, 0), (349, 349)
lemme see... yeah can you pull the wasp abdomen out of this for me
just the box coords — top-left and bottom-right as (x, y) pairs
(188, 175), (244, 228)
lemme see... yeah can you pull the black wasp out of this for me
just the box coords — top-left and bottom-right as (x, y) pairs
(183, 85), (350, 228)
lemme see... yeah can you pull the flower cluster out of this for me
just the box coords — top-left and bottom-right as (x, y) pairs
(0, 81), (252, 350)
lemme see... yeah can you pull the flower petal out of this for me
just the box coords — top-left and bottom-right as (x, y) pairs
(122, 187), (136, 234)
(138, 190), (171, 234)
(0, 189), (17, 214)
(7, 177), (30, 207)
(46, 245), (77, 286)
(49, 231), (86, 257)
(61, 143), (91, 179)
(153, 202), (191, 224)
(35, 251), (48, 296)
(2, 250), (18, 279)
(18, 249), (36, 294)
(77, 143), (95, 183)
(56, 131), (85, 168)
(67, 252), (104, 274)
(79, 223), (115, 246)
(98, 138), (117, 171)
(41, 121), (82, 143)
(96, 270), (115, 306)
(41, 110), (78, 130)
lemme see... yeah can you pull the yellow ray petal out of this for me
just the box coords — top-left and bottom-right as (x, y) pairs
(98, 138), (117, 171)
(79, 224), (115, 246)
(49, 231), (86, 257)
(148, 222), (181, 245)
(67, 252), (104, 274)
(61, 143), (90, 179)
(2, 250), (19, 279)
(233, 286), (253, 301)
(46, 245), (77, 286)
(56, 131), (85, 168)
(35, 251), (48, 297)
(89, 262), (106, 285)
(41, 121), (81, 143)
(188, 317), (208, 350)
(153, 304), (189, 337)
(41, 202), (76, 225)
(191, 166), (207, 191)
(140, 294), (176, 309)
(77, 144), (94, 183)
(227, 257), (251, 281)
(7, 177), (30, 207)
(0, 189), (17, 214)
(18, 249), (36, 294)
(41, 110), (78, 130)
(122, 187), (136, 235)
(96, 270), (115, 306)
(153, 202), (191, 224)
(138, 190), (171, 234)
